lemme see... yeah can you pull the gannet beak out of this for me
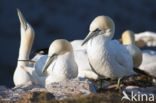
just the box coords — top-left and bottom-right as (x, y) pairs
(41, 54), (57, 74)
(17, 8), (27, 30)
(82, 29), (101, 46)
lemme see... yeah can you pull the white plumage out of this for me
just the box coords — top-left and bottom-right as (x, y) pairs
(135, 31), (156, 47)
(82, 16), (135, 79)
(14, 9), (35, 86)
(40, 39), (78, 86)
(139, 50), (156, 77)
(14, 9), (46, 86)
(121, 30), (142, 68)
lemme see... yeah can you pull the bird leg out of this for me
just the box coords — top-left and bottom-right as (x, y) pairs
(116, 78), (121, 90)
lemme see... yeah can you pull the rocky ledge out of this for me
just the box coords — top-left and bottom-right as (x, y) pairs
(0, 76), (156, 103)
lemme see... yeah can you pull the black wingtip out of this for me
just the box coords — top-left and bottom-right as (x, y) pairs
(32, 48), (48, 55)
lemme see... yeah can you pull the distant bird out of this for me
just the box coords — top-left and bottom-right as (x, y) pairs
(121, 30), (142, 68)
(81, 16), (136, 87)
(135, 31), (156, 47)
(40, 39), (78, 85)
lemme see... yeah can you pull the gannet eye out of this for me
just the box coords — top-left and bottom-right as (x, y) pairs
(93, 28), (101, 32)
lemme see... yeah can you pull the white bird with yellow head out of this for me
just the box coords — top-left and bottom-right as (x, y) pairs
(81, 16), (135, 79)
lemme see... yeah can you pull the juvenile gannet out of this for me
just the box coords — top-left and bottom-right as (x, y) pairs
(82, 16), (135, 80)
(122, 30), (142, 68)
(13, 9), (35, 86)
(40, 39), (78, 85)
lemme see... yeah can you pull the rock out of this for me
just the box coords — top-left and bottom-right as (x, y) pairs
(0, 78), (96, 102)
(0, 84), (50, 102)
(19, 90), (55, 103)
(46, 78), (96, 99)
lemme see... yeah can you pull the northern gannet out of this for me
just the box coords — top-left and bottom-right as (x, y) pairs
(13, 9), (47, 86)
(40, 39), (78, 85)
(81, 16), (135, 80)
(122, 30), (142, 68)
(13, 9), (35, 86)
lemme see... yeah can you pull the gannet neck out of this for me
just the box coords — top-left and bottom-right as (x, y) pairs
(122, 30), (135, 45)
(89, 15), (115, 39)
(17, 9), (35, 66)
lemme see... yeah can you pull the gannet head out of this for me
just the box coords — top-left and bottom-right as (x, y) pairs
(122, 30), (135, 45)
(42, 39), (73, 74)
(17, 9), (34, 37)
(82, 16), (115, 45)
(17, 9), (35, 61)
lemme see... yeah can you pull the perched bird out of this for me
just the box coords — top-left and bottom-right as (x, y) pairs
(34, 40), (98, 80)
(121, 30), (142, 68)
(81, 16), (135, 82)
(13, 9), (46, 86)
(13, 9), (35, 86)
(40, 39), (78, 85)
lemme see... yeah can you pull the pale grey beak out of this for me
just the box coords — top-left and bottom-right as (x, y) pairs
(81, 29), (101, 46)
(17, 8), (27, 30)
(42, 54), (57, 74)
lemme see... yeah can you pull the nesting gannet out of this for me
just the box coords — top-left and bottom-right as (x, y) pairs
(40, 39), (78, 85)
(34, 40), (98, 80)
(13, 9), (35, 86)
(81, 16), (135, 80)
(139, 50), (156, 77)
(122, 30), (142, 68)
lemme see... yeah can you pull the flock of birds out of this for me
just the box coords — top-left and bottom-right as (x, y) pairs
(13, 9), (156, 88)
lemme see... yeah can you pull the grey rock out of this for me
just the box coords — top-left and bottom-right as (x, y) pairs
(0, 84), (47, 102)
(46, 78), (96, 99)
(0, 78), (96, 102)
